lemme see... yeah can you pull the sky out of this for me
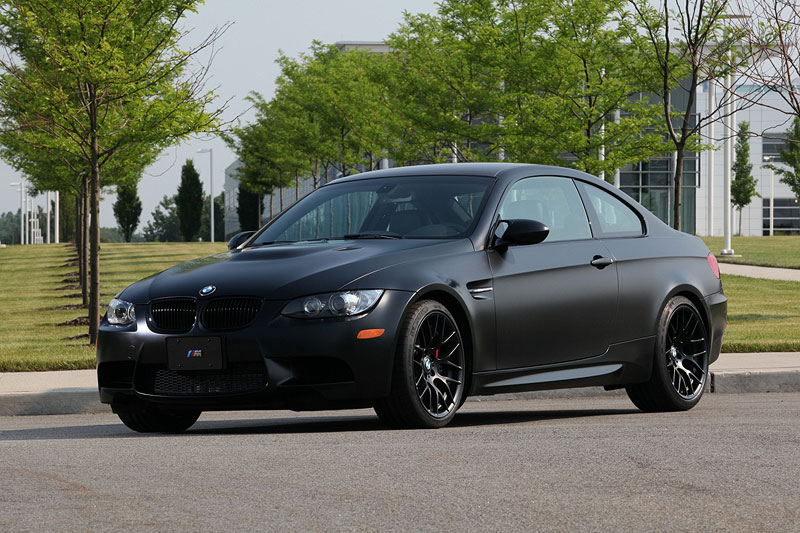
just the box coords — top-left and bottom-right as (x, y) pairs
(0, 0), (439, 232)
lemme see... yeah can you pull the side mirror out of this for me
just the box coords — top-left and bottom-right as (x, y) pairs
(227, 231), (256, 250)
(494, 219), (549, 249)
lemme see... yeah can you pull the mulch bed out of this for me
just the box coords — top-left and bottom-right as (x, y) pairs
(63, 333), (90, 341)
(57, 316), (90, 327)
(54, 304), (87, 311)
(60, 293), (82, 299)
(56, 284), (81, 291)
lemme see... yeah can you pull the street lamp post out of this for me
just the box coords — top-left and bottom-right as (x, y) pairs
(197, 148), (214, 243)
(55, 191), (59, 243)
(10, 182), (21, 244)
(764, 155), (775, 236)
(22, 184), (27, 245)
(46, 191), (51, 244)
(719, 13), (748, 256)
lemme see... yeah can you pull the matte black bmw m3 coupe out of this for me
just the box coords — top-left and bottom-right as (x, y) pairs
(98, 163), (726, 431)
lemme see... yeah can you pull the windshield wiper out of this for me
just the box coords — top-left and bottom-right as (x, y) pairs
(341, 232), (404, 240)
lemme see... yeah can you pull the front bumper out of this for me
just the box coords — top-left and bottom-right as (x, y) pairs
(97, 290), (414, 411)
(704, 290), (727, 365)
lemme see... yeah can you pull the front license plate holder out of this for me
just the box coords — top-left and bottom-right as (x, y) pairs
(167, 337), (223, 371)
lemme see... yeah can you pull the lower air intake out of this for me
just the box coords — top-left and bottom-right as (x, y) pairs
(153, 367), (267, 395)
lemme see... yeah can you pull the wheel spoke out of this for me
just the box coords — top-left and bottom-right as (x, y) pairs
(411, 310), (465, 418)
(663, 305), (709, 400)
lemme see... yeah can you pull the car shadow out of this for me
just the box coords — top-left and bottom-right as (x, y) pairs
(0, 407), (638, 440)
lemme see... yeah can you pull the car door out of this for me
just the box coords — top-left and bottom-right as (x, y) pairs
(489, 176), (619, 369)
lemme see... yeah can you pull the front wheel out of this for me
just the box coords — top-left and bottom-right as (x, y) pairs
(626, 296), (709, 412)
(374, 300), (466, 429)
(116, 403), (201, 433)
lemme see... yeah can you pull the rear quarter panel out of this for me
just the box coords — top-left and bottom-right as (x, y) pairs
(602, 233), (722, 344)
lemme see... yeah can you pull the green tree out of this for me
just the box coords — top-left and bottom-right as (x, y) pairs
(237, 184), (261, 232)
(766, 117), (800, 201)
(0, 0), (224, 343)
(0, 209), (20, 244)
(143, 195), (181, 242)
(176, 160), (204, 241)
(113, 183), (143, 243)
(628, 0), (744, 231)
(731, 122), (759, 235)
(387, 0), (667, 174)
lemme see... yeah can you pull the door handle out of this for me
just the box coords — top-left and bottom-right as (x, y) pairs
(590, 255), (614, 269)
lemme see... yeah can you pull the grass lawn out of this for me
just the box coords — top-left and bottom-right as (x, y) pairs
(0, 243), (797, 371)
(701, 236), (800, 269)
(0, 242), (225, 372)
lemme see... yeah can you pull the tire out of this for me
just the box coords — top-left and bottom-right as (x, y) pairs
(626, 296), (709, 412)
(116, 403), (201, 433)
(374, 300), (466, 429)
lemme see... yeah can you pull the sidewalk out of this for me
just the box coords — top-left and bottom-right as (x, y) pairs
(1, 352), (798, 416)
(719, 262), (800, 282)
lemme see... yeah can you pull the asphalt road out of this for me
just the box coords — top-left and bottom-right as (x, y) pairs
(1, 394), (799, 532)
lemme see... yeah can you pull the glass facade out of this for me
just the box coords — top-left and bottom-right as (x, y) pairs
(619, 152), (699, 234)
(762, 135), (787, 162)
(763, 197), (800, 235)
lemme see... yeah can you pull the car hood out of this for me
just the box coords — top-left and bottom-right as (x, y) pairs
(119, 239), (474, 303)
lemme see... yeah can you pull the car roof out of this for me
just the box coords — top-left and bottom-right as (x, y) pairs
(327, 163), (583, 183)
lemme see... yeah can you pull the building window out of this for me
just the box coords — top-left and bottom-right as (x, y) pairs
(762, 135), (787, 162)
(763, 197), (800, 235)
(619, 152), (699, 234)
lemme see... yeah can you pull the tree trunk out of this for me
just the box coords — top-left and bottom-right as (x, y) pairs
(81, 179), (90, 307)
(673, 149), (686, 231)
(739, 208), (743, 237)
(257, 193), (262, 228)
(88, 140), (101, 345)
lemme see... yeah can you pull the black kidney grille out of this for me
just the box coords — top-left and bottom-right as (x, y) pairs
(201, 298), (262, 330)
(150, 299), (196, 332)
(153, 368), (266, 395)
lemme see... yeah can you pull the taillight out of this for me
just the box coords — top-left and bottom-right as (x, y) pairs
(707, 253), (720, 279)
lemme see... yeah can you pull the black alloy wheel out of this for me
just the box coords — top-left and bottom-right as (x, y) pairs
(626, 296), (709, 412)
(374, 300), (466, 428)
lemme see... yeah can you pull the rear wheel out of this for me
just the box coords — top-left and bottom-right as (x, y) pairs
(116, 403), (201, 433)
(374, 300), (466, 429)
(626, 296), (709, 412)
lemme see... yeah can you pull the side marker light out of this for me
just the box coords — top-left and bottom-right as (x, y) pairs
(357, 329), (385, 340)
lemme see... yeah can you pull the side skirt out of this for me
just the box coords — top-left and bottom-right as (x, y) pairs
(470, 336), (655, 396)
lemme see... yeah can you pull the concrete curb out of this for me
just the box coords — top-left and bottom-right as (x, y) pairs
(1, 367), (799, 416)
(0, 390), (108, 417)
(711, 369), (800, 394)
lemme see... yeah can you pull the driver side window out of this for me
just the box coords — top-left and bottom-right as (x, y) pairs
(499, 176), (591, 243)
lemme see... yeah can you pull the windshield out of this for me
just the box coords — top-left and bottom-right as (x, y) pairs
(251, 175), (493, 245)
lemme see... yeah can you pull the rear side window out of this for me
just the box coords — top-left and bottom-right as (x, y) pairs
(499, 176), (591, 242)
(577, 182), (644, 237)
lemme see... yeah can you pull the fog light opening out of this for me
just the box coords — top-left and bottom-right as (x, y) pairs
(357, 328), (385, 340)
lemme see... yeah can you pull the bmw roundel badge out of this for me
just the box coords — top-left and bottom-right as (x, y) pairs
(199, 285), (216, 296)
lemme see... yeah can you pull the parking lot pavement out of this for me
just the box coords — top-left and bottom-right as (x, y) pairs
(1, 393), (799, 531)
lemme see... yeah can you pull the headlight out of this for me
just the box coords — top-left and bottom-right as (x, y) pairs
(282, 290), (384, 319)
(107, 298), (136, 325)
